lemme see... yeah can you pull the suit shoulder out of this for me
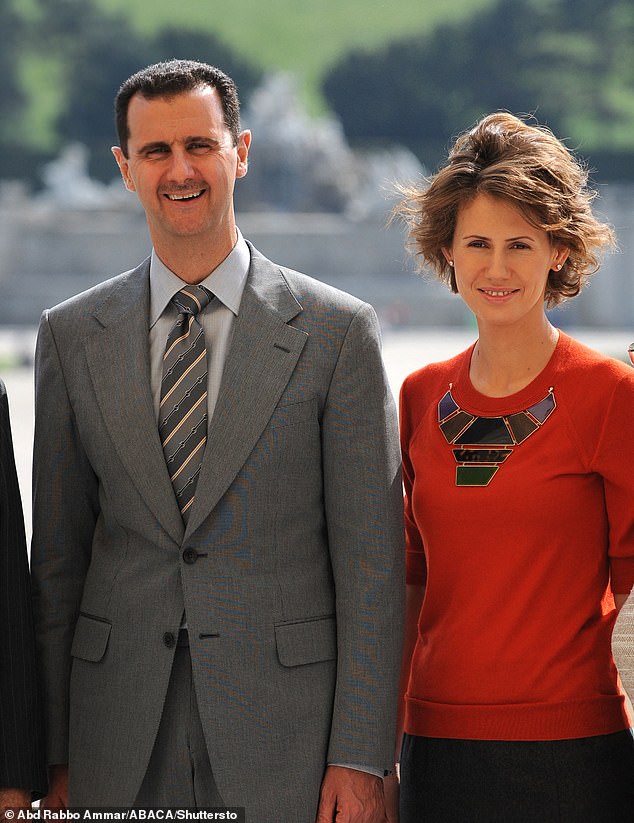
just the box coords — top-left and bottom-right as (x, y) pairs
(44, 259), (149, 322)
(0, 380), (7, 422)
(278, 265), (368, 316)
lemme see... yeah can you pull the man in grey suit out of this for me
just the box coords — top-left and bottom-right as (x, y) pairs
(31, 59), (404, 821)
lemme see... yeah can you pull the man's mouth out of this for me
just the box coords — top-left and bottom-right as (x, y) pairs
(164, 190), (205, 201)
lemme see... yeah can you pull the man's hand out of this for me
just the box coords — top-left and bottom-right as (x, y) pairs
(0, 788), (31, 819)
(41, 764), (69, 810)
(382, 774), (399, 823)
(316, 765), (387, 823)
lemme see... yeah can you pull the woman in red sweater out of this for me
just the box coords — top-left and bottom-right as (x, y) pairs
(394, 113), (634, 821)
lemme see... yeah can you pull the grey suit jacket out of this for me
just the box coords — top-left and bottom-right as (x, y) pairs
(31, 245), (404, 819)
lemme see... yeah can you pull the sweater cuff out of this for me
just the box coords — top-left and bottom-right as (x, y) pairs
(610, 557), (634, 596)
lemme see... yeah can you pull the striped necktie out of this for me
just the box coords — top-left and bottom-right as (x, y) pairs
(159, 284), (213, 523)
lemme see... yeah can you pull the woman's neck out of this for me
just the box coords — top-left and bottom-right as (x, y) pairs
(469, 318), (559, 397)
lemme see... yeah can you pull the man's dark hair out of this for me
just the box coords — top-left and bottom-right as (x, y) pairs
(115, 59), (241, 157)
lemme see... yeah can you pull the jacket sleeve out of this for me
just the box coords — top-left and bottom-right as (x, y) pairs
(321, 302), (405, 773)
(399, 375), (428, 588)
(0, 380), (47, 797)
(30, 312), (99, 765)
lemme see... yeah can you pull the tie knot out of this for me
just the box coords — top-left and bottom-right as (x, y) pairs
(172, 285), (213, 317)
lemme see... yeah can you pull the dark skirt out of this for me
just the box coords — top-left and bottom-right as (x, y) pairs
(399, 731), (634, 823)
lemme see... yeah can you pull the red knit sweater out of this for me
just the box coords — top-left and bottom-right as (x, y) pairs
(400, 332), (634, 741)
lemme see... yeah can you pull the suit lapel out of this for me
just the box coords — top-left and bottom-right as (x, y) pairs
(84, 261), (185, 545)
(185, 249), (307, 538)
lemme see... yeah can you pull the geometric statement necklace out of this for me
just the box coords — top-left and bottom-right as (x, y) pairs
(437, 386), (556, 486)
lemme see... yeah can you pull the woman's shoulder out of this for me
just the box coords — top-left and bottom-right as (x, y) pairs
(557, 333), (633, 387)
(554, 334), (634, 446)
(401, 346), (473, 398)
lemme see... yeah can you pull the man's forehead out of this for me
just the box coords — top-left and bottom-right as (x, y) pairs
(126, 87), (229, 142)
(129, 84), (220, 115)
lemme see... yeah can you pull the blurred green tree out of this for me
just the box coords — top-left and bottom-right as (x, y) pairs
(323, 0), (634, 178)
(0, 4), (27, 142)
(33, 0), (262, 180)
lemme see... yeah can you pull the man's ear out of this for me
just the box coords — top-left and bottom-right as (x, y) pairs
(111, 146), (136, 192)
(236, 130), (251, 179)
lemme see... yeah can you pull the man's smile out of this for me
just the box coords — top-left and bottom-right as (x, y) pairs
(164, 189), (205, 201)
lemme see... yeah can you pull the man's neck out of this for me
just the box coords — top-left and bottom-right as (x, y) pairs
(153, 228), (238, 284)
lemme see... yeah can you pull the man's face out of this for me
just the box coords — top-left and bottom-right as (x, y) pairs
(112, 86), (250, 254)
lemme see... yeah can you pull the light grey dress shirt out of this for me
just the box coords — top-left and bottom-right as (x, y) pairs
(149, 232), (249, 630)
(149, 230), (250, 422)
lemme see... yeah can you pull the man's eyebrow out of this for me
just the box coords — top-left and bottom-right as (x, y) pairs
(184, 135), (222, 146)
(135, 136), (223, 154)
(136, 141), (170, 154)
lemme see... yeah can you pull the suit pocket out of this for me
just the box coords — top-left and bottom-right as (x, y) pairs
(275, 614), (337, 667)
(268, 398), (317, 429)
(71, 612), (112, 662)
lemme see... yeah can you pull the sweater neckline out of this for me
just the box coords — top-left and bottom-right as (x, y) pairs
(452, 330), (569, 416)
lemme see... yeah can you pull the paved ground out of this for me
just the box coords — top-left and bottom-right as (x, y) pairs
(2, 325), (632, 539)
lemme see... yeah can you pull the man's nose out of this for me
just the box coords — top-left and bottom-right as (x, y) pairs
(167, 148), (195, 181)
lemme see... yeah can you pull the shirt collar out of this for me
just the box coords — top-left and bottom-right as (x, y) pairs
(149, 229), (251, 328)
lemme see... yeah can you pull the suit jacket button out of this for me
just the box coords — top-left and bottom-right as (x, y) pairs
(183, 548), (198, 564)
(163, 631), (176, 648)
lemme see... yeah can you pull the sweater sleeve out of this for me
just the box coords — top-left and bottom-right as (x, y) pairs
(399, 376), (427, 588)
(592, 371), (634, 594)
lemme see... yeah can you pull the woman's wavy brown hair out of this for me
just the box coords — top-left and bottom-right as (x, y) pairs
(396, 112), (615, 307)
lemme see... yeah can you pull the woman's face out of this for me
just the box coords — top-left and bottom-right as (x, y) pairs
(443, 193), (568, 332)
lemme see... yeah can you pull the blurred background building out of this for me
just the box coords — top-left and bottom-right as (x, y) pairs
(0, 0), (632, 335)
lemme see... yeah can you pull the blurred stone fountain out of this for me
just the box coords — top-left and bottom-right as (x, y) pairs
(0, 73), (631, 332)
